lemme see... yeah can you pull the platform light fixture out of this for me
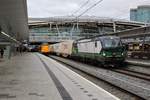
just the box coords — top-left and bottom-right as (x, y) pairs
(1, 31), (20, 43)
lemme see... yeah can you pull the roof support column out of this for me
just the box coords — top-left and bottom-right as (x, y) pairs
(56, 23), (60, 36)
(113, 22), (116, 32)
(49, 22), (52, 31)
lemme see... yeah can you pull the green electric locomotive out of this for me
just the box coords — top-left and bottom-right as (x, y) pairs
(72, 36), (126, 66)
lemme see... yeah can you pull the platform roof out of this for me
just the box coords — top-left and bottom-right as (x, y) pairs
(0, 0), (28, 42)
(28, 16), (146, 27)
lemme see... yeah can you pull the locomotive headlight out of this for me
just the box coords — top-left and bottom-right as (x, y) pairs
(102, 52), (106, 56)
(122, 53), (124, 56)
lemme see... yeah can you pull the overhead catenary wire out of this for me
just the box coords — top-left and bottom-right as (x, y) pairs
(70, 0), (104, 22)
(73, 0), (90, 15)
(77, 0), (103, 18)
(72, 0), (104, 29)
(69, 0), (104, 39)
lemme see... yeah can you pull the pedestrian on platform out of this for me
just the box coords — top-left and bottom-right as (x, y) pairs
(0, 48), (4, 58)
(19, 45), (22, 55)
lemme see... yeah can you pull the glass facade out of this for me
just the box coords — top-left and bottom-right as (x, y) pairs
(130, 9), (137, 21)
(130, 5), (150, 23)
(29, 26), (113, 42)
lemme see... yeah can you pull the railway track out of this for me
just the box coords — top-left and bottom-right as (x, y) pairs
(126, 59), (150, 67)
(112, 69), (150, 81)
(49, 55), (150, 100)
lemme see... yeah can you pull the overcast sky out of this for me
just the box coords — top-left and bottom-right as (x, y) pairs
(27, 0), (150, 20)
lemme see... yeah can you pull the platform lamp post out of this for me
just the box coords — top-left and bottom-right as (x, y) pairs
(113, 22), (116, 33)
(70, 23), (74, 40)
(76, 17), (79, 36)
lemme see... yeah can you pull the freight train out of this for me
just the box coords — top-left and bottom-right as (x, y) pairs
(40, 35), (126, 66)
(127, 42), (150, 59)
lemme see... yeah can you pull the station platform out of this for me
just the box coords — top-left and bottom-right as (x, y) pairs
(126, 58), (150, 67)
(0, 53), (120, 100)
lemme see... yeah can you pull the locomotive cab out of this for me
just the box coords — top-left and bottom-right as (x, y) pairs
(40, 43), (50, 55)
(99, 36), (126, 65)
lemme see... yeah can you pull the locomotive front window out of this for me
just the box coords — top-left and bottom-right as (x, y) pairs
(101, 37), (122, 48)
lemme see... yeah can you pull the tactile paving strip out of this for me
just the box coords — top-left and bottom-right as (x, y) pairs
(38, 55), (73, 100)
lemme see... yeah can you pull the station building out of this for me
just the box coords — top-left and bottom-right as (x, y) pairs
(29, 16), (145, 44)
(130, 5), (150, 23)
